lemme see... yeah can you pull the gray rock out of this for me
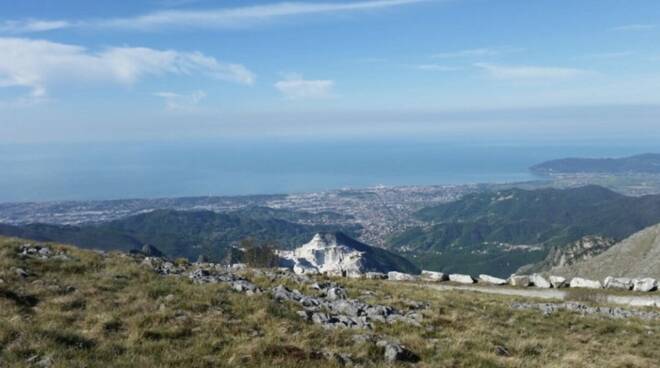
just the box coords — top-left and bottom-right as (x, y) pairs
(549, 275), (567, 288)
(231, 280), (262, 295)
(479, 274), (507, 285)
(632, 278), (657, 292)
(509, 275), (531, 287)
(326, 287), (348, 301)
(376, 340), (420, 363)
(449, 274), (476, 284)
(530, 274), (551, 288)
(603, 276), (633, 290)
(38, 247), (52, 256)
(15, 268), (29, 278)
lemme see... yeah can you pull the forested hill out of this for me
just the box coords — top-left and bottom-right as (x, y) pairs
(0, 209), (361, 262)
(389, 185), (660, 277)
(531, 153), (660, 174)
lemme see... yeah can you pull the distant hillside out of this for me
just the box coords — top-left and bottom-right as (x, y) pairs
(0, 209), (361, 262)
(388, 185), (660, 277)
(549, 224), (660, 279)
(531, 153), (660, 174)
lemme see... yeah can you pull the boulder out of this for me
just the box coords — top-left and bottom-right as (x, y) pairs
(603, 277), (633, 290)
(449, 274), (476, 284)
(632, 278), (657, 292)
(293, 262), (320, 275)
(387, 271), (418, 281)
(569, 277), (602, 289)
(479, 274), (507, 285)
(376, 340), (420, 363)
(364, 272), (387, 280)
(326, 287), (348, 301)
(509, 275), (531, 287)
(530, 274), (551, 288)
(421, 270), (448, 282)
(549, 276), (567, 288)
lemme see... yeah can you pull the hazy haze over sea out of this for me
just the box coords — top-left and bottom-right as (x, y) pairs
(1, 138), (657, 203)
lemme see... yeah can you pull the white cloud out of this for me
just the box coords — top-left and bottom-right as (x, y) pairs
(154, 90), (206, 110)
(0, 37), (254, 98)
(0, 19), (72, 34)
(612, 24), (656, 31)
(415, 64), (461, 71)
(432, 47), (521, 59)
(474, 63), (589, 81)
(274, 74), (334, 99)
(0, 0), (431, 33)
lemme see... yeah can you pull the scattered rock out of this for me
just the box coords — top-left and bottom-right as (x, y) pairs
(530, 274), (551, 288)
(421, 270), (448, 282)
(495, 345), (511, 357)
(511, 302), (660, 320)
(387, 271), (418, 281)
(632, 278), (657, 292)
(509, 275), (530, 287)
(569, 277), (602, 289)
(326, 287), (348, 301)
(449, 274), (476, 284)
(549, 275), (567, 288)
(15, 268), (29, 278)
(479, 274), (507, 285)
(376, 340), (420, 363)
(603, 277), (633, 290)
(231, 280), (262, 295)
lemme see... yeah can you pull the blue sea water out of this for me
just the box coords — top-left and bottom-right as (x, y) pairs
(0, 139), (656, 203)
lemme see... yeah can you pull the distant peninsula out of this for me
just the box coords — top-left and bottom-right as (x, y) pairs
(531, 153), (660, 175)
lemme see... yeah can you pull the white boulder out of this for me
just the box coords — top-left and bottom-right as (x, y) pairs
(421, 270), (448, 282)
(364, 272), (387, 280)
(530, 274), (551, 289)
(509, 275), (531, 287)
(549, 276), (567, 288)
(387, 271), (418, 281)
(632, 278), (657, 292)
(603, 277), (633, 290)
(569, 277), (602, 289)
(449, 274), (476, 284)
(479, 274), (507, 285)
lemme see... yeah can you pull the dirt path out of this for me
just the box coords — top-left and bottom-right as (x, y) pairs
(424, 284), (660, 308)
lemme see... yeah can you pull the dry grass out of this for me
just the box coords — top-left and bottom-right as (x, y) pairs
(0, 236), (658, 367)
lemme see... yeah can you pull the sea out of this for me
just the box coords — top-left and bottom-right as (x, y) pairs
(0, 138), (656, 203)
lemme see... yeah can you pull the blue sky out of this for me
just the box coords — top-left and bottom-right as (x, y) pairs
(1, 0), (660, 143)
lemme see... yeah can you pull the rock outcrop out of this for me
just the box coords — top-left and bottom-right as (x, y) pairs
(278, 233), (419, 277)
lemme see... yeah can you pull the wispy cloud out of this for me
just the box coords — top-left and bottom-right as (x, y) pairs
(0, 0), (432, 34)
(0, 37), (254, 98)
(274, 73), (334, 99)
(0, 19), (72, 34)
(415, 64), (461, 71)
(612, 24), (656, 32)
(154, 90), (207, 110)
(578, 51), (634, 60)
(474, 63), (589, 81)
(433, 47), (521, 59)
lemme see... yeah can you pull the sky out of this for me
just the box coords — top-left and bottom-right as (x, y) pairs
(1, 0), (660, 143)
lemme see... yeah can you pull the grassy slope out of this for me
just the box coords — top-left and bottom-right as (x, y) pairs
(1, 236), (658, 367)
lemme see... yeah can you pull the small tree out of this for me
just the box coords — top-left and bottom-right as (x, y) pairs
(240, 238), (280, 268)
